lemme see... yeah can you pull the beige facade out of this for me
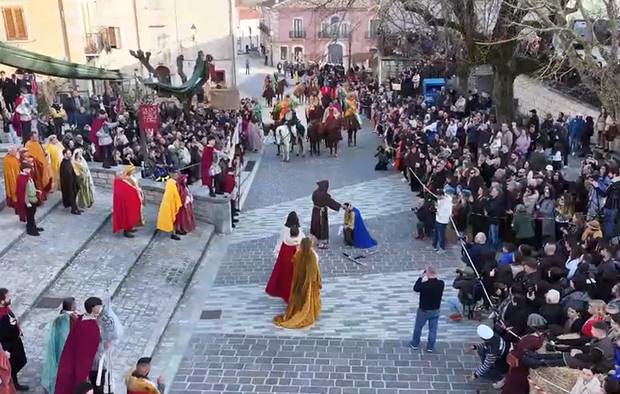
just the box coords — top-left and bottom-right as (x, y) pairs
(0, 0), (237, 86)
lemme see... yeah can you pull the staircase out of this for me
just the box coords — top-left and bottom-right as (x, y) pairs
(0, 186), (215, 392)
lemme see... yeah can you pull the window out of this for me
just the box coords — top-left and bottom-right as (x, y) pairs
(280, 46), (288, 60)
(369, 19), (380, 35)
(2, 6), (28, 41)
(106, 27), (121, 49)
(293, 18), (303, 33)
(341, 23), (349, 38)
(330, 16), (339, 35)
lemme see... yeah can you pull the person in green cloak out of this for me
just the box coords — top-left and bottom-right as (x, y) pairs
(252, 99), (262, 125)
(41, 297), (77, 394)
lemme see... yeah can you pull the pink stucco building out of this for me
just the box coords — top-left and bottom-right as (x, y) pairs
(263, 0), (379, 66)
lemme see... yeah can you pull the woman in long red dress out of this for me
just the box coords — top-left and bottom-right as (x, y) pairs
(266, 212), (304, 302)
(174, 174), (196, 234)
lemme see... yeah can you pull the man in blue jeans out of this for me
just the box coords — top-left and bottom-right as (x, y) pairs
(410, 267), (445, 352)
(428, 188), (453, 255)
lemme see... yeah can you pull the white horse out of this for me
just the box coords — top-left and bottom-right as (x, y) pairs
(275, 124), (297, 162)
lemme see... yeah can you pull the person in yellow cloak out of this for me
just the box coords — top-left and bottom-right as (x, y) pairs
(44, 135), (64, 190)
(3, 146), (20, 211)
(125, 357), (165, 394)
(156, 168), (183, 240)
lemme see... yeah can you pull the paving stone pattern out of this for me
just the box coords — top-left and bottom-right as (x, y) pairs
(0, 193), (61, 256)
(196, 270), (479, 343)
(169, 334), (487, 394)
(162, 97), (485, 394)
(216, 212), (461, 287)
(2, 192), (113, 319)
(230, 175), (414, 245)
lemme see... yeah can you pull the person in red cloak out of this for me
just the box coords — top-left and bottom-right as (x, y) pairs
(265, 213), (304, 302)
(174, 174), (196, 234)
(0, 289), (27, 392)
(220, 159), (239, 229)
(90, 111), (107, 162)
(112, 173), (142, 238)
(54, 297), (103, 394)
(201, 136), (217, 197)
(15, 162), (43, 236)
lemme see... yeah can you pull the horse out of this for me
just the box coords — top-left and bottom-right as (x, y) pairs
(307, 106), (325, 156)
(305, 84), (319, 103)
(275, 124), (296, 162)
(291, 123), (306, 157)
(324, 117), (342, 157)
(344, 113), (361, 147)
(276, 79), (288, 101)
(293, 83), (306, 105)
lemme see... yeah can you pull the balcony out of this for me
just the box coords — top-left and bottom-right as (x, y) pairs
(84, 32), (105, 56)
(318, 29), (351, 40)
(289, 30), (306, 39)
(365, 30), (380, 39)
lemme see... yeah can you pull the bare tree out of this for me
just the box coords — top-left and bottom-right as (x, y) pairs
(372, 0), (554, 120)
(523, 0), (619, 118)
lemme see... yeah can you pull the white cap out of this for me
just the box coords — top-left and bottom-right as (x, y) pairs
(477, 324), (494, 340)
(545, 165), (553, 172)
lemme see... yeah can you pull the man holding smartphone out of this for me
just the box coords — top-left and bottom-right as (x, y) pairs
(410, 266), (445, 353)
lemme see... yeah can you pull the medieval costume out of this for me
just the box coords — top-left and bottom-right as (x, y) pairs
(45, 135), (64, 191)
(41, 310), (77, 394)
(0, 302), (26, 391)
(15, 164), (39, 235)
(156, 174), (183, 240)
(2, 148), (19, 211)
(112, 172), (142, 238)
(273, 238), (322, 329)
(24, 137), (52, 203)
(125, 357), (165, 394)
(266, 226), (304, 302)
(73, 149), (95, 209)
(262, 77), (276, 107)
(59, 155), (80, 214)
(174, 174), (196, 234)
(310, 180), (342, 248)
(54, 315), (101, 394)
(343, 205), (377, 249)
(201, 143), (226, 197)
(12, 93), (33, 143)
(502, 331), (545, 394)
(247, 121), (263, 152)
(0, 343), (16, 394)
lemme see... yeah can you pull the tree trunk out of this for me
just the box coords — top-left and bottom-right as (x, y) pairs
(491, 67), (516, 122)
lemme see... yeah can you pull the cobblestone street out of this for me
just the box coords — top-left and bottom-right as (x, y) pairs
(152, 64), (486, 393)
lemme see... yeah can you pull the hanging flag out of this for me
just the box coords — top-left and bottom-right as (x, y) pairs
(138, 104), (159, 137)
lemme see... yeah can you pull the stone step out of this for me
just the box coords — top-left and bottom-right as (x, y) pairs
(0, 193), (62, 256)
(1, 191), (112, 320)
(107, 222), (215, 383)
(19, 205), (160, 363)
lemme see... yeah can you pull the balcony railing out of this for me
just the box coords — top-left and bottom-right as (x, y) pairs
(289, 30), (306, 39)
(365, 30), (380, 39)
(84, 32), (105, 56)
(318, 29), (351, 39)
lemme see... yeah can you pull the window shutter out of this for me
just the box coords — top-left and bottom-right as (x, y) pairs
(2, 7), (26, 41)
(107, 27), (121, 49)
(2, 8), (16, 40)
(13, 7), (27, 40)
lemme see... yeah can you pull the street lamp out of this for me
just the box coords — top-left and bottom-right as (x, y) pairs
(190, 23), (197, 42)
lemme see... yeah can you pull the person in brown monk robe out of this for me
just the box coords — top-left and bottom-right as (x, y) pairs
(310, 180), (344, 249)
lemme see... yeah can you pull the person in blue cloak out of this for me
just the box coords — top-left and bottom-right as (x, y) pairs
(343, 203), (377, 249)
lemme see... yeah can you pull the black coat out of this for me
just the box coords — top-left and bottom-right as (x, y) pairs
(60, 158), (79, 208)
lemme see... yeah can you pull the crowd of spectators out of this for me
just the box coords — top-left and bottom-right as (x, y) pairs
(356, 62), (620, 394)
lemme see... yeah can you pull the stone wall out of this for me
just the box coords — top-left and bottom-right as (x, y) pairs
(513, 75), (599, 119)
(90, 164), (232, 234)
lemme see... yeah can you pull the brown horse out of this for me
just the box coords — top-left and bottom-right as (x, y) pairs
(344, 113), (361, 147)
(293, 83), (306, 105)
(324, 117), (342, 157)
(307, 106), (325, 156)
(276, 79), (288, 101)
(304, 84), (319, 104)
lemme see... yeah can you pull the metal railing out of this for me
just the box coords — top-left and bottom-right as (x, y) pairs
(318, 29), (351, 39)
(84, 32), (105, 56)
(289, 30), (306, 39)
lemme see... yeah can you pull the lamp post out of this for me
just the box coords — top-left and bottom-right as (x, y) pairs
(190, 24), (197, 57)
